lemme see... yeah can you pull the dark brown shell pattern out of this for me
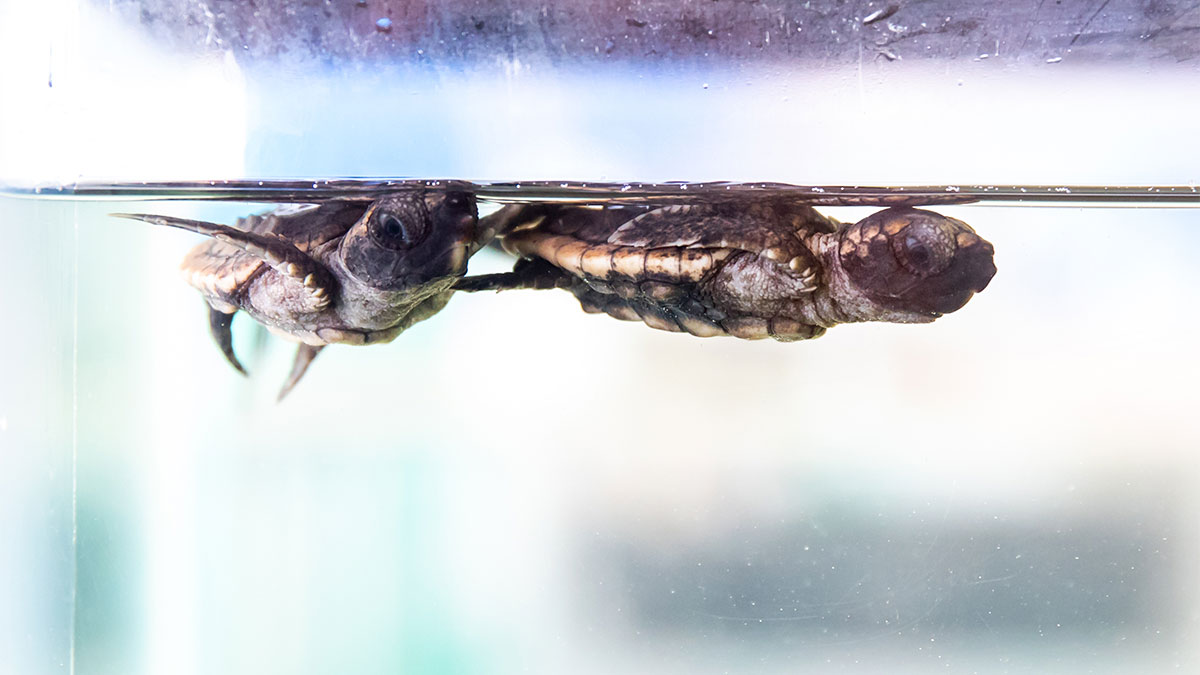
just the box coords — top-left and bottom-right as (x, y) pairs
(487, 202), (997, 341)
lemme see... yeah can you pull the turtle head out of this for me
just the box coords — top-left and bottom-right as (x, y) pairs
(836, 207), (995, 320)
(339, 190), (478, 291)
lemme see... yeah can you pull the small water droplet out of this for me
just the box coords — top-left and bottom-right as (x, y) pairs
(1045, 56), (1062, 64)
(375, 17), (393, 32)
(702, 82), (709, 89)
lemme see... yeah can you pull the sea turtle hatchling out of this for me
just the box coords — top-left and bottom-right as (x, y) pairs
(456, 201), (996, 340)
(114, 189), (482, 399)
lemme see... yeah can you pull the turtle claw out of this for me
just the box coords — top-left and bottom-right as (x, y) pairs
(207, 306), (247, 376)
(277, 343), (325, 402)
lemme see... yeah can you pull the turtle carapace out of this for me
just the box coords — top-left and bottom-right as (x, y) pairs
(115, 190), (480, 399)
(456, 202), (995, 340)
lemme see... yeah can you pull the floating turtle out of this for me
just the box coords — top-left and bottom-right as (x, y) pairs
(456, 201), (995, 340)
(115, 189), (481, 399)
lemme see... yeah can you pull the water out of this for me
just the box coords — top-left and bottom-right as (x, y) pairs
(4, 0), (1200, 672)
(2, 185), (1198, 674)
(12, 179), (1200, 206)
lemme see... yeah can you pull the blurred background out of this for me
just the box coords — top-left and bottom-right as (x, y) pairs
(2, 1), (1199, 674)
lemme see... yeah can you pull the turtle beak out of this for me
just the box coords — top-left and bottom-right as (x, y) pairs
(437, 212), (479, 276)
(468, 213), (497, 256)
(447, 239), (470, 276)
(964, 239), (997, 294)
(952, 230), (996, 293)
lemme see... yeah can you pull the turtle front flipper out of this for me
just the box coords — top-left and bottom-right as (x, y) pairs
(453, 258), (574, 292)
(112, 212), (337, 312)
(207, 305), (247, 375)
(277, 343), (325, 402)
(476, 204), (555, 242)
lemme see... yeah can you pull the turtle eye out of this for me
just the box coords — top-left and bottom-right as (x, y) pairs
(892, 223), (954, 277)
(904, 234), (931, 268)
(372, 212), (413, 249)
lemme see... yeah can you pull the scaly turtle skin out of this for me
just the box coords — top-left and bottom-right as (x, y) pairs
(456, 202), (995, 340)
(115, 190), (480, 398)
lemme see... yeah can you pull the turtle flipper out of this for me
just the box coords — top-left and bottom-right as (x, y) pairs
(453, 258), (574, 292)
(277, 343), (325, 402)
(207, 305), (247, 375)
(112, 212), (336, 312)
(476, 204), (552, 242)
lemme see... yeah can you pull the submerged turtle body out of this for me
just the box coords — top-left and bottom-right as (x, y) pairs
(458, 202), (995, 340)
(116, 190), (479, 398)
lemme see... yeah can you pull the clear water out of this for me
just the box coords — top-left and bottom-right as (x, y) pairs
(2, 187), (1198, 674)
(4, 1), (1200, 672)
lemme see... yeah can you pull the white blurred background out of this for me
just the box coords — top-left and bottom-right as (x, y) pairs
(2, 1), (1199, 674)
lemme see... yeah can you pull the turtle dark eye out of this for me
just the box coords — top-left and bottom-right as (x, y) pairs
(893, 224), (953, 277)
(383, 215), (403, 238)
(373, 212), (413, 249)
(904, 234), (931, 268)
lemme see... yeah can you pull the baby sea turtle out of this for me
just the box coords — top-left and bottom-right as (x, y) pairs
(456, 201), (995, 340)
(114, 189), (480, 399)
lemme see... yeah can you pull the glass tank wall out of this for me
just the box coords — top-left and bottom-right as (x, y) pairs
(1, 1), (1199, 674)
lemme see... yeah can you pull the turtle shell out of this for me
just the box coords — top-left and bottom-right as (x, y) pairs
(501, 202), (829, 290)
(607, 201), (837, 251)
(180, 200), (367, 313)
(482, 202), (995, 342)
(495, 202), (833, 340)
